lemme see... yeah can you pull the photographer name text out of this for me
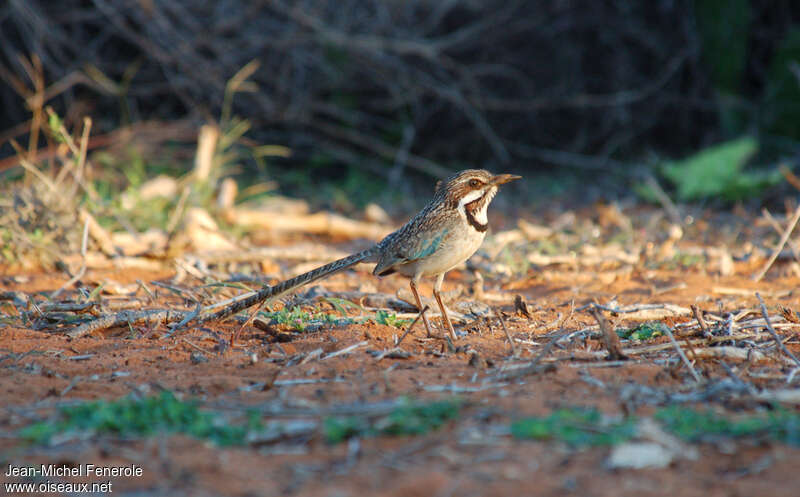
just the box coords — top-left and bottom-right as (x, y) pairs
(5, 463), (143, 478)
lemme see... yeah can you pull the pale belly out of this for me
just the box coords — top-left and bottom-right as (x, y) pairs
(395, 230), (486, 278)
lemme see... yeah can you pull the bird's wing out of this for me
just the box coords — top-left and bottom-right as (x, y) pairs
(373, 227), (450, 276)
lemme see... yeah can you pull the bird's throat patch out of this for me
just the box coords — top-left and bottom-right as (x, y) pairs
(465, 195), (489, 232)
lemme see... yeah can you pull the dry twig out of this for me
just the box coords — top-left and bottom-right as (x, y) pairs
(589, 306), (626, 360)
(66, 309), (182, 339)
(395, 305), (428, 347)
(691, 304), (711, 339)
(756, 292), (800, 366)
(663, 325), (702, 383)
(753, 203), (800, 281)
(496, 310), (518, 357)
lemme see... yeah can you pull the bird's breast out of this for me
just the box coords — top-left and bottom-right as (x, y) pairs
(396, 224), (486, 278)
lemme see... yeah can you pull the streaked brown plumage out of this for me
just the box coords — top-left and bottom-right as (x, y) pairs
(196, 169), (520, 340)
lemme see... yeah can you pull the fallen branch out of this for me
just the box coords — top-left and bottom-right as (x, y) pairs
(66, 309), (184, 338)
(663, 325), (702, 383)
(688, 346), (770, 363)
(753, 203), (800, 281)
(756, 292), (800, 366)
(395, 305), (428, 347)
(230, 208), (394, 240)
(691, 304), (711, 338)
(322, 340), (368, 360)
(589, 306), (627, 360)
(496, 310), (519, 357)
(193, 245), (352, 265)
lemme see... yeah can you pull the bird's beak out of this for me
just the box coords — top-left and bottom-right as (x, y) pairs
(490, 173), (522, 186)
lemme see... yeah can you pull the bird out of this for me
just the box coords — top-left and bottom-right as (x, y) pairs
(195, 169), (520, 341)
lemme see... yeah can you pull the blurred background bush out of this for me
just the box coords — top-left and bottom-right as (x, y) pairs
(1, 0), (799, 203)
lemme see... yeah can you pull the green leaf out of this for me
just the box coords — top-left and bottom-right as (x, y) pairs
(660, 137), (771, 201)
(47, 112), (66, 143)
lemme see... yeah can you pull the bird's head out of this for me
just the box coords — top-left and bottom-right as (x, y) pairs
(436, 169), (521, 232)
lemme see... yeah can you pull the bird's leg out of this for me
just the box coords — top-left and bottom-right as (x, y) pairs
(409, 277), (434, 337)
(433, 273), (457, 341)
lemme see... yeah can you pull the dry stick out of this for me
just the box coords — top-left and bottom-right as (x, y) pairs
(546, 333), (785, 363)
(644, 174), (682, 225)
(762, 208), (800, 260)
(589, 306), (626, 360)
(753, 203), (800, 281)
(529, 329), (569, 368)
(231, 299), (271, 346)
(66, 309), (181, 338)
(629, 332), (770, 355)
(396, 305), (429, 347)
(691, 304), (711, 338)
(496, 310), (519, 357)
(322, 341), (368, 360)
(37, 301), (96, 313)
(576, 302), (670, 313)
(688, 346), (768, 363)
(9, 140), (59, 193)
(780, 164), (800, 192)
(663, 325), (702, 383)
(755, 292), (800, 366)
(681, 336), (700, 363)
(162, 303), (202, 339)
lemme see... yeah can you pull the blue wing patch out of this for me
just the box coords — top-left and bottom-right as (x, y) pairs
(412, 229), (448, 260)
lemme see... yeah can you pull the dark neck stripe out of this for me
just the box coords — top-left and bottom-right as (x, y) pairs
(465, 194), (489, 232)
(466, 210), (488, 232)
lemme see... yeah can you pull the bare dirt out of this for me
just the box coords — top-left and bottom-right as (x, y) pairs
(2, 208), (800, 497)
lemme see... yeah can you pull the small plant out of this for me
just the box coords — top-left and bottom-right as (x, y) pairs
(20, 392), (262, 447)
(511, 406), (800, 449)
(260, 305), (354, 332)
(616, 321), (670, 340)
(324, 398), (461, 443)
(374, 310), (411, 328)
(648, 251), (706, 270)
(263, 306), (315, 331)
(511, 408), (636, 447)
(636, 137), (780, 203)
(655, 406), (800, 446)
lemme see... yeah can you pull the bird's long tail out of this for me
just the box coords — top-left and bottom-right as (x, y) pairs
(193, 246), (379, 325)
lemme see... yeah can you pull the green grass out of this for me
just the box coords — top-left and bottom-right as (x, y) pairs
(260, 306), (355, 332)
(655, 406), (800, 446)
(374, 309), (411, 328)
(261, 303), (408, 332)
(616, 321), (670, 340)
(19, 395), (800, 449)
(21, 395), (461, 447)
(512, 406), (800, 448)
(323, 398), (462, 443)
(511, 408), (636, 447)
(20, 392), (261, 447)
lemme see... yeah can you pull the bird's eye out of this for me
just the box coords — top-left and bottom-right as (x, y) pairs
(468, 179), (481, 188)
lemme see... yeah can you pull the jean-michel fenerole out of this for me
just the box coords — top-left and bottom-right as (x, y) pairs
(5, 463), (143, 477)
